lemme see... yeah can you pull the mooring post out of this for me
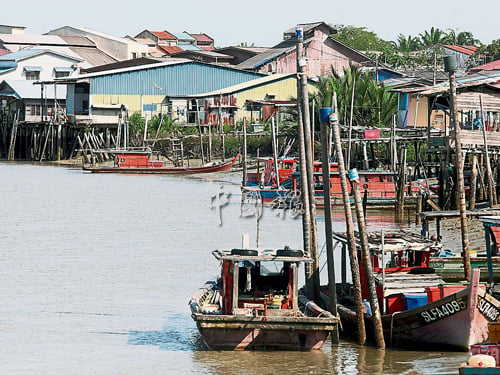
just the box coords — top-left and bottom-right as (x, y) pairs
(330, 96), (366, 346)
(445, 55), (471, 281)
(350, 169), (385, 349)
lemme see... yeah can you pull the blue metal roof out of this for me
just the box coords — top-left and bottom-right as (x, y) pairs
(0, 49), (46, 61)
(90, 61), (263, 96)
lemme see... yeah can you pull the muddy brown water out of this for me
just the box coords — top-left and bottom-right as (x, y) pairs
(0, 162), (469, 374)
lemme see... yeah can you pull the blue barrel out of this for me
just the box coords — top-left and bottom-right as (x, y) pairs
(295, 28), (303, 39)
(319, 107), (333, 122)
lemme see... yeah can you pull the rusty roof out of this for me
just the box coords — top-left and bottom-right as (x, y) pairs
(189, 33), (213, 43)
(151, 31), (176, 41)
(470, 59), (500, 73)
(157, 45), (183, 55)
(442, 45), (478, 55)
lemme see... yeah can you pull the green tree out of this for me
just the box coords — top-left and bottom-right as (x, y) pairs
(393, 34), (422, 53)
(332, 24), (393, 51)
(419, 27), (447, 47)
(311, 64), (397, 127)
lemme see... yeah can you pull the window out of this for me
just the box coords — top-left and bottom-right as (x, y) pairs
(26, 71), (40, 80)
(26, 105), (41, 116)
(55, 71), (70, 78)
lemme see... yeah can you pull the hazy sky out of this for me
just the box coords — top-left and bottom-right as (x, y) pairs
(5, 0), (499, 47)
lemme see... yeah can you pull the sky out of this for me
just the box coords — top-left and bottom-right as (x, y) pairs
(4, 0), (499, 48)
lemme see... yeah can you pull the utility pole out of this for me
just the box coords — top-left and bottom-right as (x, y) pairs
(319, 106), (338, 343)
(296, 27), (314, 294)
(445, 55), (471, 281)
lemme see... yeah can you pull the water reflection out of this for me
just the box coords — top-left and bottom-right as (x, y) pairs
(128, 313), (204, 352)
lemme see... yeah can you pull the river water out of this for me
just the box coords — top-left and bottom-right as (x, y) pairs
(0, 163), (469, 374)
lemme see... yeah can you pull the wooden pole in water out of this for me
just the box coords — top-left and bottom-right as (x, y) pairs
(470, 154), (478, 209)
(350, 171), (385, 349)
(330, 95), (366, 346)
(480, 95), (497, 206)
(445, 55), (471, 281)
(242, 118), (248, 187)
(319, 107), (338, 343)
(395, 145), (407, 222)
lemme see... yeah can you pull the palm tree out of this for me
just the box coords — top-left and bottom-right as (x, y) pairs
(419, 27), (447, 47)
(394, 34), (421, 53)
(311, 64), (397, 128)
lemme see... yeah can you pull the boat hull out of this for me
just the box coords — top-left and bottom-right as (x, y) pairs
(83, 155), (239, 174)
(193, 314), (334, 350)
(335, 283), (500, 351)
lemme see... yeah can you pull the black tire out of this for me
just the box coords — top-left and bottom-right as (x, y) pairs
(276, 249), (303, 257)
(231, 248), (258, 256)
(409, 267), (435, 274)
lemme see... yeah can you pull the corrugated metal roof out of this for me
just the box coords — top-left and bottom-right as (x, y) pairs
(0, 34), (67, 46)
(442, 45), (478, 55)
(0, 80), (67, 99)
(178, 44), (202, 51)
(68, 46), (116, 67)
(57, 35), (96, 47)
(151, 31), (176, 41)
(236, 38), (297, 70)
(470, 59), (500, 72)
(0, 49), (46, 61)
(189, 33), (214, 43)
(283, 22), (336, 37)
(170, 31), (195, 42)
(400, 71), (500, 95)
(87, 61), (264, 96)
(158, 45), (183, 55)
(183, 73), (296, 97)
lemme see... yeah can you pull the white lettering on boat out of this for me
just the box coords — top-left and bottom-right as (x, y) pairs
(478, 296), (500, 322)
(419, 299), (466, 324)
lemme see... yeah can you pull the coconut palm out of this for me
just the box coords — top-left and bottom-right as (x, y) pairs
(419, 27), (447, 47)
(394, 34), (421, 53)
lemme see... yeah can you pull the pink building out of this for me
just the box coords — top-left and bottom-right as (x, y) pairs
(237, 21), (374, 78)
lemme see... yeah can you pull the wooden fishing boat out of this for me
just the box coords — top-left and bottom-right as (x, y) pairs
(245, 156), (297, 187)
(82, 149), (239, 174)
(242, 167), (398, 208)
(421, 212), (500, 282)
(329, 231), (500, 351)
(189, 247), (338, 350)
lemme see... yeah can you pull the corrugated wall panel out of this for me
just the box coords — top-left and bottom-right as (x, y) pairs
(91, 62), (261, 96)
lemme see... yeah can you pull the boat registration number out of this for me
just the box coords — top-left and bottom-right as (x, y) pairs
(418, 296), (467, 324)
(478, 295), (500, 322)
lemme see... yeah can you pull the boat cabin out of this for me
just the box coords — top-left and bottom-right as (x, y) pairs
(246, 157), (297, 187)
(333, 232), (442, 314)
(213, 248), (310, 316)
(110, 150), (163, 168)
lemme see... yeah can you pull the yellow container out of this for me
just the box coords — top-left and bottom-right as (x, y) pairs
(488, 322), (500, 342)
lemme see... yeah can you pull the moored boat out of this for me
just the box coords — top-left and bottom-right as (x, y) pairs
(328, 231), (500, 351)
(82, 149), (239, 174)
(189, 247), (338, 350)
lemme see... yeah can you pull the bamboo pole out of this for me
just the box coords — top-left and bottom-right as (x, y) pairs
(330, 96), (366, 346)
(470, 154), (478, 209)
(298, 33), (320, 303)
(351, 173), (385, 349)
(446, 56), (471, 281)
(242, 118), (247, 187)
(480, 95), (497, 206)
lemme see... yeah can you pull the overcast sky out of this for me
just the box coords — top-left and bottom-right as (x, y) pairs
(5, 0), (499, 48)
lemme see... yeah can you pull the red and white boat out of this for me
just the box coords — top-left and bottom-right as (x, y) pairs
(329, 231), (500, 351)
(83, 149), (239, 174)
(189, 247), (338, 350)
